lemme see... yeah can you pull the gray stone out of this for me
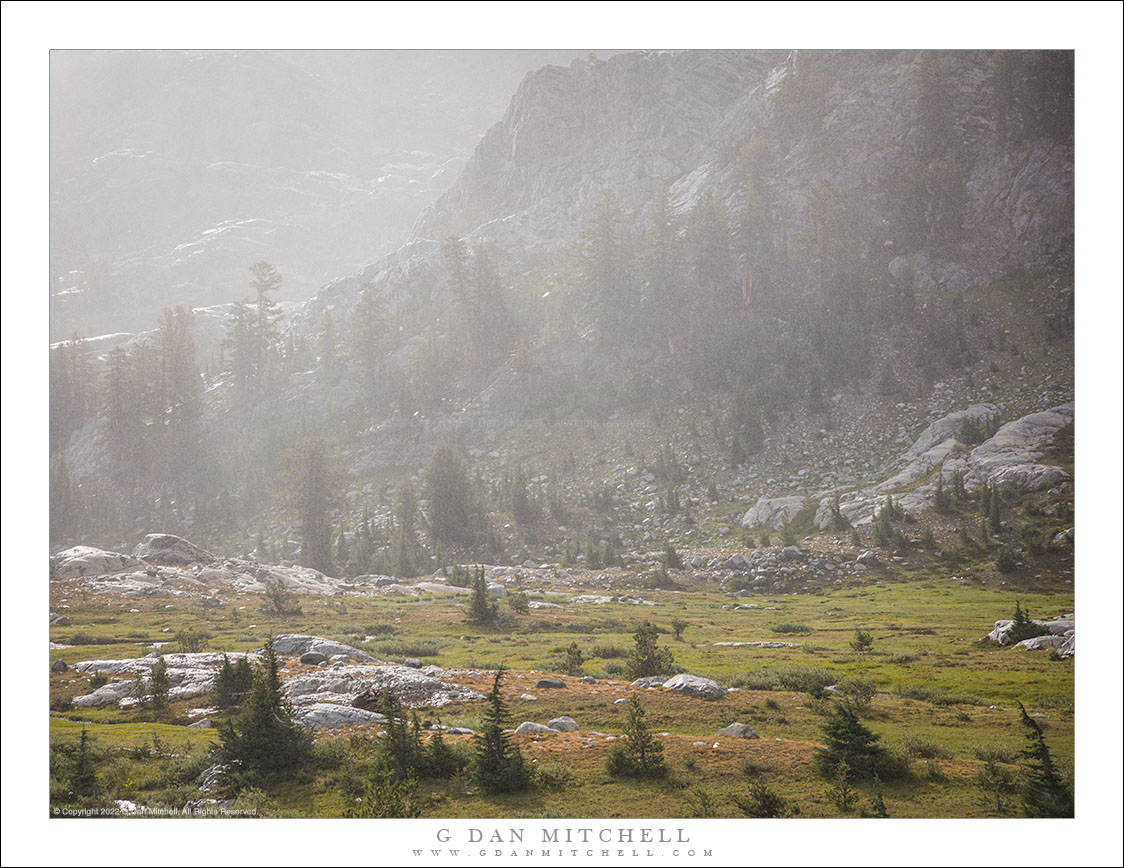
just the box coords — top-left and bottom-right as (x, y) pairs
(631, 676), (667, 688)
(781, 546), (803, 561)
(132, 533), (215, 566)
(51, 658), (69, 673)
(536, 677), (565, 689)
(580, 675), (596, 683)
(716, 722), (759, 739)
(446, 727), (476, 735)
(740, 496), (806, 530)
(515, 721), (557, 734)
(271, 634), (376, 663)
(403, 658), (422, 669)
(296, 702), (387, 729)
(1015, 635), (1065, 651)
(857, 550), (882, 568)
(51, 545), (146, 580)
(548, 716), (579, 732)
(187, 718), (212, 729)
(663, 673), (727, 699)
(300, 652), (329, 665)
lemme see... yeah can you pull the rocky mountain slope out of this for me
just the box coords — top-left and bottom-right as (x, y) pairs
(52, 50), (1074, 567)
(49, 50), (597, 341)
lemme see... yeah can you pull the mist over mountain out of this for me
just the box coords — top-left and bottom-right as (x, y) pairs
(50, 49), (1073, 574)
(49, 49), (604, 341)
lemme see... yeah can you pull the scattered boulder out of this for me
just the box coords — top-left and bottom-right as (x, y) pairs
(716, 722), (759, 739)
(300, 652), (329, 666)
(536, 677), (565, 689)
(514, 721), (557, 734)
(663, 673), (727, 699)
(631, 676), (667, 688)
(580, 675), (596, 684)
(187, 718), (212, 729)
(132, 533), (215, 566)
(51, 658), (68, 673)
(447, 727), (476, 735)
(548, 716), (579, 732)
(857, 550), (882, 568)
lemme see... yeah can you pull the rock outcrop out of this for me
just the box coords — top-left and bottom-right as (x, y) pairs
(741, 496), (807, 530)
(51, 546), (145, 580)
(70, 636), (486, 722)
(131, 533), (215, 566)
(812, 403), (1073, 529)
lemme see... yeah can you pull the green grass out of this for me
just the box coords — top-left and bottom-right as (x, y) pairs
(48, 559), (1074, 818)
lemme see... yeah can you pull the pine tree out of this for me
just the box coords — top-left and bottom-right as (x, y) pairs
(625, 620), (675, 679)
(510, 465), (534, 527)
(471, 669), (529, 794)
(350, 282), (388, 404)
(988, 486), (1002, 535)
(147, 656), (170, 712)
(814, 699), (890, 780)
(379, 693), (424, 780)
(605, 695), (667, 778)
(424, 442), (479, 551)
(563, 642), (584, 676)
(466, 566), (498, 626)
(1016, 702), (1073, 817)
(215, 654), (238, 708)
(279, 437), (343, 576)
(218, 639), (313, 783)
(70, 726), (100, 800)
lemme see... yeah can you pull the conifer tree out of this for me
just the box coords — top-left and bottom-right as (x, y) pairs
(1016, 702), (1073, 817)
(625, 621), (675, 679)
(467, 566), (498, 626)
(218, 639), (312, 782)
(424, 442), (479, 551)
(71, 726), (100, 800)
(605, 695), (667, 778)
(471, 669), (529, 794)
(147, 656), (170, 712)
(279, 437), (343, 576)
(814, 699), (890, 781)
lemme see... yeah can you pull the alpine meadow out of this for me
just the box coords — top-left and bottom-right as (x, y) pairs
(46, 47), (1092, 827)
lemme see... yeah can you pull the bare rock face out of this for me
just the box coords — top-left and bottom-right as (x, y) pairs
(132, 533), (215, 566)
(741, 496), (807, 530)
(270, 635), (376, 663)
(296, 703), (387, 730)
(963, 403), (1074, 491)
(70, 637), (486, 724)
(51, 546), (146, 580)
(813, 403), (1072, 530)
